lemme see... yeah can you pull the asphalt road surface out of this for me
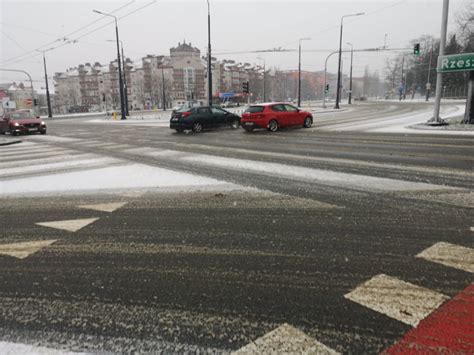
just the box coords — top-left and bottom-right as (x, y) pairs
(0, 101), (472, 354)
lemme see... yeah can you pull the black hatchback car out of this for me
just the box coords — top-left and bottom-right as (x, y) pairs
(170, 106), (241, 133)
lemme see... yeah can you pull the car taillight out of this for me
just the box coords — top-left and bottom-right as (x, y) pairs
(182, 111), (191, 118)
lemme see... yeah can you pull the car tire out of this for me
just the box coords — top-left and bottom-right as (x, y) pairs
(40, 131), (46, 135)
(231, 119), (240, 129)
(0, 130), (5, 135)
(303, 116), (312, 128)
(10, 130), (17, 136)
(192, 122), (203, 133)
(267, 119), (278, 132)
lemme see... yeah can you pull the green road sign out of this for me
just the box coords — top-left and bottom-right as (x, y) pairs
(437, 53), (474, 73)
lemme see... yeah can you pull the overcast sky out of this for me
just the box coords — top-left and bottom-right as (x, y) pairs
(0, 0), (469, 89)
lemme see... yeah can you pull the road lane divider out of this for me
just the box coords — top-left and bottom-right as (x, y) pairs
(233, 323), (338, 354)
(78, 202), (127, 213)
(344, 274), (449, 327)
(36, 218), (100, 232)
(416, 242), (474, 273)
(384, 283), (474, 354)
(0, 240), (58, 259)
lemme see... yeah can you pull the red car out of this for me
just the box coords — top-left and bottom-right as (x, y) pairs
(241, 103), (313, 132)
(0, 110), (46, 136)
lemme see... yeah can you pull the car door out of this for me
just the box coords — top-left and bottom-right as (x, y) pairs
(196, 107), (213, 128)
(211, 107), (228, 126)
(283, 104), (301, 125)
(0, 113), (10, 133)
(270, 104), (288, 127)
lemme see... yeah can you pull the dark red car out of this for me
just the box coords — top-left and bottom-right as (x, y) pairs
(241, 103), (313, 132)
(0, 110), (46, 136)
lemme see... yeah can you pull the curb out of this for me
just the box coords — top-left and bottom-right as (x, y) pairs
(0, 139), (22, 147)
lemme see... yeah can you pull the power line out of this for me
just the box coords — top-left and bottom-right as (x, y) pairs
(0, 0), (136, 66)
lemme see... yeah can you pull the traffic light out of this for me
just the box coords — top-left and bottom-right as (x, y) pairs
(242, 81), (249, 94)
(324, 84), (329, 93)
(414, 43), (420, 56)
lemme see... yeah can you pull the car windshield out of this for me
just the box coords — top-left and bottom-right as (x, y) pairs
(245, 106), (265, 113)
(9, 112), (35, 120)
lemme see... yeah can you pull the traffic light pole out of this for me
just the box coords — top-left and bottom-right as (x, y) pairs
(426, 40), (434, 101)
(42, 51), (53, 117)
(431, 0), (449, 124)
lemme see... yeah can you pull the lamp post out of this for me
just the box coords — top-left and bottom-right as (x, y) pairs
(94, 9), (126, 120)
(298, 37), (311, 107)
(334, 12), (364, 109)
(346, 42), (353, 105)
(36, 48), (54, 118)
(257, 57), (266, 102)
(161, 63), (166, 111)
(206, 0), (213, 107)
(107, 39), (129, 115)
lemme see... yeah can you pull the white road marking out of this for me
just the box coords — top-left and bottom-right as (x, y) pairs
(123, 147), (158, 155)
(145, 150), (186, 158)
(344, 274), (449, 327)
(101, 143), (133, 150)
(0, 157), (119, 177)
(0, 147), (72, 158)
(29, 135), (80, 143)
(0, 341), (83, 354)
(1, 163), (228, 196)
(78, 202), (127, 213)
(182, 155), (455, 192)
(0, 153), (97, 169)
(36, 218), (99, 232)
(416, 242), (474, 273)
(233, 323), (338, 354)
(0, 240), (58, 259)
(0, 150), (73, 162)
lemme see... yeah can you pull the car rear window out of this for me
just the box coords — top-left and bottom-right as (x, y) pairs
(176, 107), (192, 113)
(245, 106), (265, 113)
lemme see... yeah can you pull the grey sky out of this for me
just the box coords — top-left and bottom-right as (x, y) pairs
(0, 0), (468, 88)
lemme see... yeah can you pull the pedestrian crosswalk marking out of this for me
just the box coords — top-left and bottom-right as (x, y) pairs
(344, 274), (449, 327)
(233, 323), (338, 354)
(0, 240), (58, 259)
(36, 218), (99, 232)
(416, 242), (474, 273)
(78, 202), (127, 213)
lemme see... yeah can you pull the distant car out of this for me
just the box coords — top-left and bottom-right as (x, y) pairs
(240, 103), (313, 132)
(170, 106), (240, 133)
(0, 110), (46, 136)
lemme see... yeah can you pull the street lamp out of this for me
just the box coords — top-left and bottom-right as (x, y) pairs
(346, 42), (353, 105)
(257, 57), (266, 102)
(93, 9), (126, 119)
(206, 0), (213, 107)
(107, 39), (129, 115)
(36, 47), (54, 118)
(298, 37), (311, 107)
(334, 12), (364, 109)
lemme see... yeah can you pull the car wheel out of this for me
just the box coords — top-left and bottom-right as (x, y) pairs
(175, 128), (184, 133)
(10, 129), (17, 136)
(231, 119), (240, 129)
(192, 122), (203, 133)
(303, 116), (312, 128)
(267, 120), (278, 132)
(40, 130), (46, 135)
(0, 130), (5, 135)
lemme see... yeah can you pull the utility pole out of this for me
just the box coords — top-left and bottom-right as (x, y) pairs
(206, 0), (213, 107)
(161, 64), (166, 111)
(431, 0), (449, 124)
(121, 44), (129, 116)
(464, 71), (474, 124)
(347, 42), (353, 104)
(426, 40), (434, 101)
(298, 37), (310, 107)
(399, 54), (405, 101)
(335, 12), (364, 109)
(94, 10), (126, 120)
(40, 50), (53, 117)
